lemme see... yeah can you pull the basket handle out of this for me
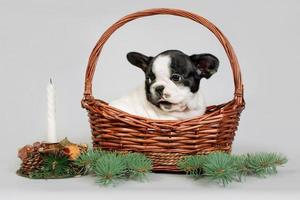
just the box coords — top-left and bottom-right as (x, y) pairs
(83, 8), (244, 104)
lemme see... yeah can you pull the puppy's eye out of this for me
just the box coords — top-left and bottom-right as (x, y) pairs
(146, 77), (153, 84)
(171, 74), (183, 82)
(146, 77), (151, 84)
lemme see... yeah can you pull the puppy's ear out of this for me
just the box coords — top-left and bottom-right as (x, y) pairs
(190, 54), (219, 79)
(127, 52), (153, 72)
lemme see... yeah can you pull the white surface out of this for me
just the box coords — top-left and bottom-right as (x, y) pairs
(1, 0), (300, 199)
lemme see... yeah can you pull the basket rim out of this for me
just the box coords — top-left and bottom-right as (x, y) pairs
(81, 96), (245, 125)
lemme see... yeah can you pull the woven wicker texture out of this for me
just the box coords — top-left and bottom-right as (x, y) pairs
(81, 8), (245, 172)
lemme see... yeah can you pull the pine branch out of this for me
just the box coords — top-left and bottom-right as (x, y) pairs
(122, 153), (152, 180)
(44, 154), (70, 176)
(177, 152), (288, 186)
(244, 152), (288, 177)
(93, 153), (126, 185)
(203, 152), (237, 186)
(177, 155), (205, 177)
(75, 149), (104, 173)
(232, 154), (250, 181)
(75, 150), (153, 185)
(29, 153), (82, 179)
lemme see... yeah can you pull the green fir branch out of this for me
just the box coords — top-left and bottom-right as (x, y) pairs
(244, 152), (288, 177)
(122, 153), (152, 180)
(29, 153), (83, 179)
(232, 154), (250, 181)
(203, 152), (237, 186)
(93, 153), (126, 185)
(177, 152), (288, 186)
(74, 149), (104, 173)
(75, 150), (153, 185)
(177, 155), (206, 178)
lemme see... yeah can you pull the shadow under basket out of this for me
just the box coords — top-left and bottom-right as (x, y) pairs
(81, 8), (245, 172)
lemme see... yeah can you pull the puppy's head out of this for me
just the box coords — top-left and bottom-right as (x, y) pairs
(127, 50), (219, 112)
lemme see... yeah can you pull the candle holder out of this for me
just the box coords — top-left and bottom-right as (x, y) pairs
(17, 138), (88, 179)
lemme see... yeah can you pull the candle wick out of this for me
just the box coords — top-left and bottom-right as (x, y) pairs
(50, 78), (52, 84)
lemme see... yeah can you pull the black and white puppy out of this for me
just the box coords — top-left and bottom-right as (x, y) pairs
(110, 50), (219, 120)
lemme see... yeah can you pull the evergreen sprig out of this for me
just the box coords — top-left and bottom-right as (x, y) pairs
(177, 152), (287, 186)
(94, 153), (126, 185)
(203, 152), (236, 186)
(75, 150), (153, 186)
(74, 149), (104, 173)
(232, 154), (250, 181)
(177, 155), (205, 177)
(122, 153), (153, 180)
(244, 152), (288, 177)
(29, 153), (81, 179)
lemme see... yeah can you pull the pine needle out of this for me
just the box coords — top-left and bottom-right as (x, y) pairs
(202, 152), (236, 186)
(232, 154), (250, 181)
(177, 152), (288, 186)
(122, 153), (152, 180)
(75, 149), (104, 170)
(177, 155), (206, 177)
(75, 150), (153, 185)
(244, 152), (288, 177)
(29, 153), (81, 179)
(94, 153), (126, 185)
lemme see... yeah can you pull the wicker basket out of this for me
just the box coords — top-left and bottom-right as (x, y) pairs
(81, 8), (245, 172)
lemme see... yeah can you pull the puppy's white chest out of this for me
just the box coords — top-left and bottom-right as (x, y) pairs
(110, 86), (165, 119)
(110, 85), (206, 120)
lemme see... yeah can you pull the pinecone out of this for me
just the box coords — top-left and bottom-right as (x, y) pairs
(20, 152), (43, 175)
(17, 142), (43, 176)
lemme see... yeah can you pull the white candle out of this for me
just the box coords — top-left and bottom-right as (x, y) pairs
(47, 78), (57, 143)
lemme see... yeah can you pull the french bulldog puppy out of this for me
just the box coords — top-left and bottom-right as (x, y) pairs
(110, 50), (219, 120)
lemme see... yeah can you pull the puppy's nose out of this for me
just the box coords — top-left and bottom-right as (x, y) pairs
(155, 85), (165, 96)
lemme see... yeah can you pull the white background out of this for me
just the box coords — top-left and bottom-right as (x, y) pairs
(0, 0), (300, 199)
